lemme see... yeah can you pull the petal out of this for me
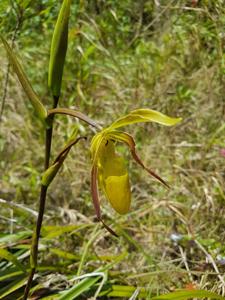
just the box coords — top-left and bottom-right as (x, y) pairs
(99, 140), (131, 214)
(90, 132), (106, 165)
(91, 165), (101, 219)
(104, 173), (131, 214)
(108, 108), (182, 130)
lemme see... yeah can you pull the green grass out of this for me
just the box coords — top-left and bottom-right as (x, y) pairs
(0, 0), (225, 299)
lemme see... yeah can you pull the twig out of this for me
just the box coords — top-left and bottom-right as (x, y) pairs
(178, 245), (194, 283)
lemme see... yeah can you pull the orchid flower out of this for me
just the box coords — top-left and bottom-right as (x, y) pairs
(90, 108), (182, 236)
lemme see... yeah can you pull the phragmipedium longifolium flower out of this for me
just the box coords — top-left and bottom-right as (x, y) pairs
(90, 108), (182, 235)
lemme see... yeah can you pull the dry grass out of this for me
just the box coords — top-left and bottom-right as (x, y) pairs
(0, 1), (225, 299)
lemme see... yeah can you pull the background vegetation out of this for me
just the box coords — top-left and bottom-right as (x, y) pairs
(0, 0), (225, 299)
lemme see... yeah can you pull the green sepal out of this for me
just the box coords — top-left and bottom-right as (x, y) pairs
(41, 136), (85, 187)
(41, 162), (61, 187)
(108, 108), (182, 130)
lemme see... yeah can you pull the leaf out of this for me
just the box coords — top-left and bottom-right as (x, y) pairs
(108, 108), (182, 130)
(0, 36), (47, 122)
(101, 285), (147, 298)
(0, 248), (26, 273)
(42, 224), (89, 239)
(0, 277), (27, 299)
(0, 269), (24, 282)
(151, 289), (225, 300)
(50, 248), (80, 261)
(47, 108), (99, 128)
(0, 231), (32, 247)
(108, 130), (169, 188)
(99, 140), (131, 214)
(58, 273), (103, 300)
(58, 251), (127, 299)
(48, 0), (71, 97)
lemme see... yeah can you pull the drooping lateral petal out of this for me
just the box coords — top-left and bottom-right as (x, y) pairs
(108, 108), (182, 130)
(108, 131), (169, 188)
(91, 164), (101, 220)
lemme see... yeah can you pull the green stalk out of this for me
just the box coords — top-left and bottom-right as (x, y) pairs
(23, 96), (59, 300)
(45, 96), (59, 168)
(22, 185), (47, 300)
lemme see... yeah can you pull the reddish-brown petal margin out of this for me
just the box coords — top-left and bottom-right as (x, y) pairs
(91, 165), (118, 237)
(109, 131), (170, 188)
(91, 165), (101, 219)
(100, 219), (118, 237)
(131, 147), (170, 188)
(53, 137), (87, 165)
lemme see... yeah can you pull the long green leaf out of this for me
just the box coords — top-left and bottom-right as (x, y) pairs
(0, 36), (47, 122)
(152, 289), (225, 300)
(0, 276), (27, 299)
(0, 248), (26, 273)
(42, 224), (89, 239)
(102, 285), (147, 298)
(58, 274), (102, 300)
(48, 0), (71, 97)
(0, 231), (32, 247)
(58, 251), (127, 299)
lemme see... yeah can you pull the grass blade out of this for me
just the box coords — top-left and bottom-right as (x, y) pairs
(152, 289), (225, 300)
(0, 248), (26, 273)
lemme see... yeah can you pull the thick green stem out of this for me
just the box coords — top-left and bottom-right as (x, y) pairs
(23, 96), (59, 300)
(45, 96), (59, 169)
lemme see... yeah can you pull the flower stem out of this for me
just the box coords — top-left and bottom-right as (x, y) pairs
(45, 96), (59, 168)
(23, 96), (59, 300)
(22, 185), (47, 299)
